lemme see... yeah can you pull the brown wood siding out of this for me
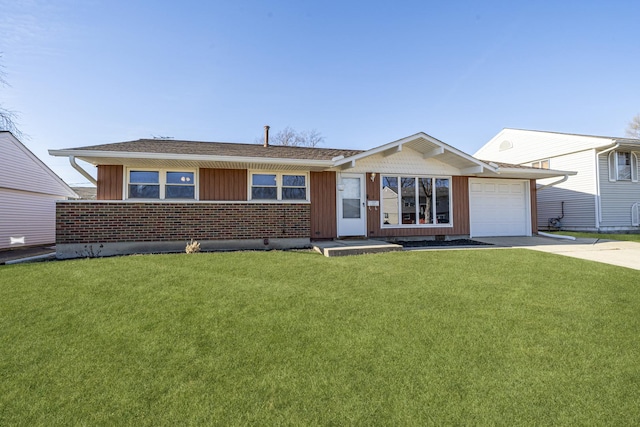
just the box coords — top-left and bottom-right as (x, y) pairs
(310, 171), (337, 239)
(368, 175), (470, 238)
(199, 168), (247, 201)
(97, 165), (123, 200)
(366, 173), (381, 237)
(530, 180), (538, 233)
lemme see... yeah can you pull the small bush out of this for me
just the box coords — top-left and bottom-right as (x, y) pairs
(185, 239), (201, 254)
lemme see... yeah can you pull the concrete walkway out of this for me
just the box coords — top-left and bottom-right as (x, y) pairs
(475, 236), (640, 271)
(0, 245), (56, 265)
(312, 239), (403, 257)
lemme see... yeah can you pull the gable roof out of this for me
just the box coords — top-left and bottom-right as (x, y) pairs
(1, 131), (78, 198)
(334, 132), (574, 179)
(49, 132), (574, 180)
(475, 128), (640, 164)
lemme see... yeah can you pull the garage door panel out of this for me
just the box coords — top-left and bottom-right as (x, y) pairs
(469, 179), (530, 237)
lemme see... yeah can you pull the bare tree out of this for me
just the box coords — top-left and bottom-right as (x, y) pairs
(298, 129), (324, 148)
(0, 55), (21, 137)
(625, 114), (640, 139)
(256, 126), (325, 147)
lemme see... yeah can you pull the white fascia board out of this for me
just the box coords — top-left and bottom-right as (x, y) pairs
(613, 141), (640, 151)
(48, 149), (335, 168)
(333, 132), (497, 172)
(482, 167), (577, 179)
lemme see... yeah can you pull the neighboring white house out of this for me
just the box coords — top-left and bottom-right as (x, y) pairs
(0, 131), (78, 250)
(475, 128), (640, 232)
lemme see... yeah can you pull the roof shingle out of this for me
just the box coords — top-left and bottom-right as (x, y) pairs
(72, 139), (364, 161)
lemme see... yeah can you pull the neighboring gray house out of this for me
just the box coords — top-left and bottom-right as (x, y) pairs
(475, 128), (640, 232)
(0, 131), (78, 249)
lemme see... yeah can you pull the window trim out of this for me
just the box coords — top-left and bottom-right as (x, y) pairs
(125, 167), (198, 200)
(379, 174), (453, 228)
(248, 171), (309, 202)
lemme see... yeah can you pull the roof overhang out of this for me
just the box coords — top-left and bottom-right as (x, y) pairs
(475, 166), (577, 180)
(48, 149), (335, 171)
(49, 132), (579, 180)
(334, 132), (499, 173)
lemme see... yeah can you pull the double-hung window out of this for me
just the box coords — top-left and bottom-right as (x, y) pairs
(608, 151), (638, 182)
(381, 175), (451, 226)
(128, 169), (196, 199)
(250, 172), (308, 201)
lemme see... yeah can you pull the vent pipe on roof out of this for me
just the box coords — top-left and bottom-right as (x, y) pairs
(264, 125), (270, 147)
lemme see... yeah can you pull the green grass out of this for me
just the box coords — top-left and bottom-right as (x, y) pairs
(550, 230), (640, 242)
(1, 250), (639, 425)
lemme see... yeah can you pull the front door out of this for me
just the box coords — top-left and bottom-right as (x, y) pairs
(337, 173), (366, 237)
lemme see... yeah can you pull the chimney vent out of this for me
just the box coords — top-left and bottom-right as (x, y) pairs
(264, 125), (270, 147)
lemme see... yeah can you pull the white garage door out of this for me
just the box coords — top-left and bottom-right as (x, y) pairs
(469, 179), (530, 237)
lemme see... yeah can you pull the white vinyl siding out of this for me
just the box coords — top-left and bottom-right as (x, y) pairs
(598, 155), (640, 228)
(475, 129), (615, 164)
(536, 151), (597, 230)
(0, 188), (59, 249)
(330, 148), (460, 176)
(0, 133), (76, 197)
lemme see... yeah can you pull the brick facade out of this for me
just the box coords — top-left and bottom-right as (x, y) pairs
(56, 202), (310, 244)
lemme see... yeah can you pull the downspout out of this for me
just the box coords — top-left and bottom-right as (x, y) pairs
(69, 156), (97, 186)
(536, 174), (569, 191)
(594, 144), (619, 229)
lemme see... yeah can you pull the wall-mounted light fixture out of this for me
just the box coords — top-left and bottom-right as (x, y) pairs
(370, 172), (376, 182)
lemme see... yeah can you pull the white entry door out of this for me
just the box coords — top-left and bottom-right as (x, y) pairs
(338, 173), (366, 237)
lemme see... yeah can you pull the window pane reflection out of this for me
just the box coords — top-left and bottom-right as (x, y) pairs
(130, 171), (159, 184)
(251, 187), (277, 199)
(283, 188), (306, 200)
(418, 178), (433, 224)
(382, 176), (398, 225)
(381, 176), (450, 226)
(343, 199), (360, 218)
(129, 184), (160, 198)
(401, 177), (416, 224)
(435, 178), (450, 224)
(166, 186), (195, 199)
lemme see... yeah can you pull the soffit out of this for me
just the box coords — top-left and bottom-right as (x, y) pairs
(74, 156), (330, 171)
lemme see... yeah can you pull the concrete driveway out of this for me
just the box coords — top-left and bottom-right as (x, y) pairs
(474, 236), (640, 271)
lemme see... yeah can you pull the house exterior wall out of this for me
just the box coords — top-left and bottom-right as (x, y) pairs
(310, 171), (337, 239)
(366, 175), (470, 238)
(56, 201), (310, 243)
(97, 165), (123, 200)
(1, 132), (75, 250)
(536, 150), (597, 230)
(0, 132), (75, 197)
(55, 201), (311, 258)
(475, 129), (612, 164)
(598, 155), (640, 229)
(1, 188), (60, 249)
(334, 148), (461, 176)
(199, 168), (247, 201)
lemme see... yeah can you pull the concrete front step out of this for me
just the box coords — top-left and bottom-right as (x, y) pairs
(312, 239), (403, 257)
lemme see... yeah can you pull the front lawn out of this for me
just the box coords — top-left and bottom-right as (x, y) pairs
(1, 250), (639, 425)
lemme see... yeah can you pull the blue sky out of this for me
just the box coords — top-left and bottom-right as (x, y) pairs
(1, 0), (639, 185)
